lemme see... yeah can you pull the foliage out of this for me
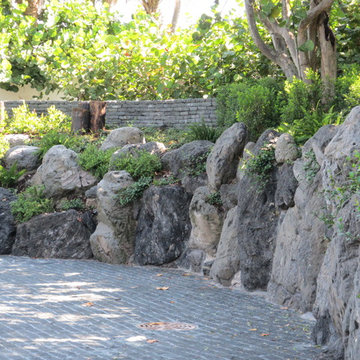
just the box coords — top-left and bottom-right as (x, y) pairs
(110, 151), (162, 180)
(0, 1), (274, 100)
(11, 185), (55, 223)
(59, 198), (85, 211)
(216, 78), (284, 141)
(185, 121), (222, 143)
(34, 130), (88, 158)
(117, 176), (152, 206)
(78, 143), (114, 179)
(0, 135), (10, 159)
(141, 127), (188, 149)
(206, 191), (223, 207)
(183, 150), (211, 177)
(303, 150), (320, 183)
(0, 163), (26, 188)
(240, 145), (276, 190)
(5, 104), (71, 135)
(153, 175), (179, 186)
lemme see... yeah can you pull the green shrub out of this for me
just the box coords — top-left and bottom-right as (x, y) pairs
(59, 198), (85, 211)
(185, 121), (222, 143)
(78, 143), (114, 179)
(240, 145), (276, 190)
(206, 191), (223, 207)
(216, 78), (284, 141)
(153, 175), (179, 186)
(0, 163), (26, 188)
(5, 104), (71, 135)
(111, 151), (162, 180)
(0, 135), (10, 159)
(11, 186), (55, 223)
(141, 127), (188, 149)
(34, 130), (88, 159)
(117, 176), (153, 206)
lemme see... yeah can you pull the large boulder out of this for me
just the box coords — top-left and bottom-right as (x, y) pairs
(0, 188), (16, 254)
(12, 210), (95, 259)
(275, 133), (299, 163)
(134, 185), (192, 266)
(236, 130), (280, 290)
(268, 125), (337, 312)
(4, 134), (30, 148)
(161, 140), (213, 178)
(32, 145), (97, 198)
(210, 207), (240, 286)
(100, 127), (145, 151)
(311, 107), (360, 359)
(5, 145), (40, 171)
(206, 123), (247, 191)
(188, 186), (224, 257)
(90, 171), (136, 264)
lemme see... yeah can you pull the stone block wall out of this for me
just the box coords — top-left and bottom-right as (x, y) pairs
(2, 98), (217, 128)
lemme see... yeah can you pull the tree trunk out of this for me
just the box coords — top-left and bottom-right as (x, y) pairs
(171, 0), (181, 33)
(90, 101), (106, 133)
(71, 103), (90, 134)
(142, 0), (161, 14)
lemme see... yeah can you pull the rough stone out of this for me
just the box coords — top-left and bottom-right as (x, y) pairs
(219, 183), (238, 212)
(210, 207), (240, 286)
(188, 186), (224, 257)
(207, 122), (247, 191)
(5, 145), (40, 171)
(90, 171), (136, 264)
(275, 133), (299, 163)
(236, 130), (280, 290)
(176, 248), (206, 273)
(274, 163), (298, 210)
(0, 188), (16, 254)
(12, 210), (95, 259)
(134, 185), (192, 265)
(32, 145), (97, 198)
(268, 125), (337, 312)
(4, 134), (30, 147)
(161, 140), (213, 179)
(180, 173), (208, 195)
(100, 127), (145, 151)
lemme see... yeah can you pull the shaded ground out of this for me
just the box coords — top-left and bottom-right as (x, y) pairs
(0, 256), (321, 360)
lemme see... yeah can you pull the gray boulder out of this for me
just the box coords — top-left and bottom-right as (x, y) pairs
(32, 145), (97, 198)
(161, 140), (213, 179)
(4, 134), (30, 147)
(12, 210), (95, 259)
(100, 127), (145, 151)
(268, 125), (337, 312)
(134, 185), (192, 265)
(207, 123), (247, 191)
(90, 171), (136, 264)
(188, 186), (224, 257)
(210, 207), (240, 286)
(176, 248), (206, 273)
(0, 188), (16, 254)
(5, 145), (40, 171)
(275, 133), (299, 163)
(236, 130), (280, 290)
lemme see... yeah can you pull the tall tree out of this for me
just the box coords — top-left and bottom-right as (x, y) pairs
(171, 0), (181, 32)
(141, 0), (161, 14)
(244, 0), (336, 103)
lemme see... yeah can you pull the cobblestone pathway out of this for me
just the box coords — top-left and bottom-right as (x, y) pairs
(0, 256), (321, 360)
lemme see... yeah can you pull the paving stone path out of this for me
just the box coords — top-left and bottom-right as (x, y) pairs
(0, 256), (322, 360)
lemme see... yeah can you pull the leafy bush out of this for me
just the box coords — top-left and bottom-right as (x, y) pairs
(153, 175), (179, 186)
(34, 130), (88, 159)
(206, 191), (223, 207)
(185, 121), (222, 143)
(59, 198), (85, 211)
(117, 177), (153, 206)
(78, 143), (114, 179)
(5, 105), (71, 135)
(0, 163), (26, 188)
(111, 151), (162, 180)
(11, 186), (55, 223)
(216, 78), (284, 141)
(240, 145), (276, 190)
(141, 127), (188, 149)
(0, 135), (10, 159)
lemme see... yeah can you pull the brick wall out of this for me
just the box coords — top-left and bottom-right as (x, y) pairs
(2, 99), (217, 128)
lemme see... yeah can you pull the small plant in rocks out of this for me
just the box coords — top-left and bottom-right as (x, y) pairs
(117, 176), (153, 206)
(205, 191), (223, 207)
(0, 163), (26, 188)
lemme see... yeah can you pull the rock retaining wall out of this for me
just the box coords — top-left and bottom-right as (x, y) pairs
(2, 98), (217, 128)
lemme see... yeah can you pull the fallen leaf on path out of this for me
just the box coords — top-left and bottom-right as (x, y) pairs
(83, 302), (94, 307)
(281, 306), (288, 310)
(146, 339), (159, 344)
(182, 273), (191, 277)
(156, 274), (163, 277)
(170, 301), (175, 304)
(156, 286), (169, 291)
(260, 333), (270, 337)
(249, 328), (257, 331)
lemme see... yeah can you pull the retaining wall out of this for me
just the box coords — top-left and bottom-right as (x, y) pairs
(2, 99), (217, 128)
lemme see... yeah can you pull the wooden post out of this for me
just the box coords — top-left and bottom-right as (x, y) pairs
(71, 103), (90, 133)
(89, 101), (106, 133)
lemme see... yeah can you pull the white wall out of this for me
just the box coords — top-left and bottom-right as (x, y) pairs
(0, 85), (64, 101)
